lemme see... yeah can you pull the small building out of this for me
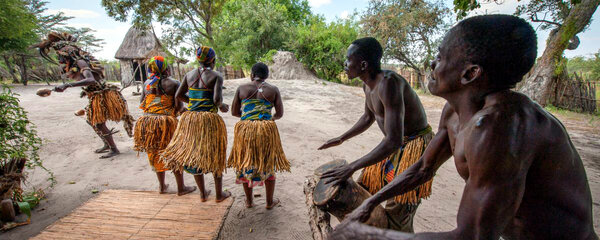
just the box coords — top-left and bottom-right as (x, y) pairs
(114, 26), (170, 89)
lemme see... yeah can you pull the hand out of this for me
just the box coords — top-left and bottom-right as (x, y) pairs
(54, 84), (68, 92)
(344, 200), (375, 223)
(318, 137), (343, 150)
(329, 221), (373, 240)
(219, 103), (229, 113)
(321, 164), (354, 186)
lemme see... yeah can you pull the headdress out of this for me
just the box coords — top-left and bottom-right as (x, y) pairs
(147, 56), (168, 91)
(196, 46), (216, 64)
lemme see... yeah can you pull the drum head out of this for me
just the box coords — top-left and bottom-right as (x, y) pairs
(313, 159), (348, 206)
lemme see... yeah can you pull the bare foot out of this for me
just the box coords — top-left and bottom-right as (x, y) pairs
(216, 190), (232, 203)
(200, 189), (212, 202)
(266, 198), (280, 210)
(177, 186), (196, 196)
(245, 198), (255, 208)
(159, 184), (169, 194)
(99, 149), (120, 159)
(94, 145), (110, 153)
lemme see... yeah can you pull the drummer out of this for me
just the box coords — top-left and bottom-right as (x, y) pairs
(318, 37), (434, 232)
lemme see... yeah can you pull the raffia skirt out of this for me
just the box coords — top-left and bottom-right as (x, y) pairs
(84, 86), (134, 137)
(228, 120), (290, 186)
(160, 111), (227, 175)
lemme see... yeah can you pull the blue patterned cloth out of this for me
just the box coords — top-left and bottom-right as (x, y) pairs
(187, 87), (217, 112)
(240, 99), (273, 120)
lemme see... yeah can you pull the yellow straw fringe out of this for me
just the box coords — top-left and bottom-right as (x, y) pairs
(133, 115), (178, 152)
(228, 120), (290, 174)
(160, 111), (227, 175)
(361, 132), (434, 204)
(86, 88), (134, 137)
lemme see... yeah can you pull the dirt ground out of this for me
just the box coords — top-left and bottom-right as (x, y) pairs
(2, 79), (599, 239)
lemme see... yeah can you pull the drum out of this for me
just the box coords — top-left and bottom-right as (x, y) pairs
(312, 159), (388, 228)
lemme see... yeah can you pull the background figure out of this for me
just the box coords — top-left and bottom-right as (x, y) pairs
(34, 32), (134, 159)
(228, 62), (289, 209)
(160, 46), (231, 202)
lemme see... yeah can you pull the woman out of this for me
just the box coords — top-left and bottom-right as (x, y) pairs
(134, 56), (195, 195)
(161, 46), (231, 202)
(228, 62), (290, 209)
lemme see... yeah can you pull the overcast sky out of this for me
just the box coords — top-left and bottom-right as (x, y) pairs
(44, 0), (600, 61)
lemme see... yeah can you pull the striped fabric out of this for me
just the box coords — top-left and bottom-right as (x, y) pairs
(240, 99), (273, 120)
(187, 88), (217, 112)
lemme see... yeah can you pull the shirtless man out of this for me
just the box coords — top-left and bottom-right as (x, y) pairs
(318, 37), (433, 232)
(332, 14), (598, 240)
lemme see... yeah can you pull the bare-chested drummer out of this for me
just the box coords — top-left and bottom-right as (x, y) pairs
(318, 37), (434, 232)
(332, 14), (598, 240)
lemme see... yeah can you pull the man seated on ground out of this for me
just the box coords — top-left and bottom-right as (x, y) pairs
(318, 37), (434, 232)
(331, 14), (598, 240)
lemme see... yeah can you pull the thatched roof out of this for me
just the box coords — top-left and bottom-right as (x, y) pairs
(115, 26), (168, 60)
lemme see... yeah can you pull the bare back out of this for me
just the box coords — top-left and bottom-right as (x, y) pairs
(365, 70), (429, 137)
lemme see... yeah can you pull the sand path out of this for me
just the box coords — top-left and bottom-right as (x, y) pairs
(2, 79), (599, 239)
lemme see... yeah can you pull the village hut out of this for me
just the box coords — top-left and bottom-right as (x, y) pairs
(115, 26), (171, 89)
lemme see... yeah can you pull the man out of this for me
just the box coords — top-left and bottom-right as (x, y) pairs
(134, 56), (195, 195)
(333, 15), (598, 240)
(34, 32), (133, 158)
(318, 37), (434, 232)
(161, 46), (231, 202)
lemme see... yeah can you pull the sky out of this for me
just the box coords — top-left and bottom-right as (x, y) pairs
(43, 0), (600, 61)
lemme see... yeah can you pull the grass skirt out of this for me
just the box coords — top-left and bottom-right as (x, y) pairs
(227, 120), (290, 175)
(133, 114), (178, 152)
(360, 130), (434, 204)
(85, 86), (134, 137)
(160, 111), (227, 175)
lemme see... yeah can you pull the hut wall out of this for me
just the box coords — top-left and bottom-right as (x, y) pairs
(120, 60), (133, 87)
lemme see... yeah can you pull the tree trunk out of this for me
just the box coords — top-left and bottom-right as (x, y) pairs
(2, 55), (19, 84)
(417, 70), (429, 94)
(15, 55), (28, 86)
(519, 0), (600, 105)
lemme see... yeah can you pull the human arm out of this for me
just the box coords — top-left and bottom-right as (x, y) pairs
(175, 74), (189, 104)
(321, 80), (405, 185)
(213, 74), (228, 113)
(317, 99), (375, 150)
(231, 88), (242, 118)
(272, 87), (284, 120)
(54, 60), (98, 92)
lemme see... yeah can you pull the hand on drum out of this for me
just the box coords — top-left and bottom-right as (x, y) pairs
(321, 164), (354, 186)
(329, 221), (364, 240)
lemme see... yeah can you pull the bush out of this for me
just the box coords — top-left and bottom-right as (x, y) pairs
(287, 16), (358, 82)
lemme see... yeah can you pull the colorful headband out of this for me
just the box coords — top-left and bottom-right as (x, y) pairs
(196, 46), (216, 64)
(147, 56), (167, 90)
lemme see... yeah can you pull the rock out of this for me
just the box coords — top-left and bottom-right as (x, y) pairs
(269, 51), (318, 80)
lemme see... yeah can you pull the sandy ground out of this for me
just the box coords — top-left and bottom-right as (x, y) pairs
(2, 79), (599, 239)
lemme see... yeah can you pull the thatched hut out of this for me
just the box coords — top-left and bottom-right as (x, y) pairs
(115, 26), (170, 88)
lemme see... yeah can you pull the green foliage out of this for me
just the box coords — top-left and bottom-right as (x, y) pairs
(452, 0), (480, 19)
(213, 0), (294, 68)
(0, 85), (53, 184)
(0, 0), (39, 52)
(287, 16), (358, 82)
(567, 51), (600, 80)
(361, 0), (450, 75)
(259, 49), (279, 64)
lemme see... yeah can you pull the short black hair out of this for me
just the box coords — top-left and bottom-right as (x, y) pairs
(351, 37), (383, 72)
(252, 62), (269, 79)
(451, 14), (537, 88)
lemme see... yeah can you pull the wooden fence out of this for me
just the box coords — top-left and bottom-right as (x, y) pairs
(553, 73), (597, 113)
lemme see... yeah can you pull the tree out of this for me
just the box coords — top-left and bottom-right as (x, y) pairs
(102, 0), (226, 49)
(213, 0), (297, 68)
(288, 15), (358, 82)
(453, 0), (600, 105)
(361, 0), (451, 90)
